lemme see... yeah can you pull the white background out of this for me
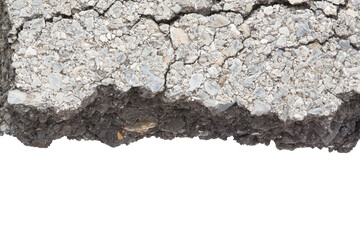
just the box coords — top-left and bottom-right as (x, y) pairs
(0, 135), (360, 240)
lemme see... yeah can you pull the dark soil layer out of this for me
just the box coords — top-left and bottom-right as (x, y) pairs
(5, 85), (360, 153)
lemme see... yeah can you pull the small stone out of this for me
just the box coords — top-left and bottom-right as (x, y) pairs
(243, 72), (262, 88)
(204, 82), (220, 96)
(218, 76), (227, 87)
(240, 23), (251, 38)
(279, 27), (290, 37)
(308, 108), (323, 116)
(72, 66), (84, 74)
(273, 69), (283, 77)
(215, 102), (236, 114)
(11, 62), (22, 68)
(309, 42), (322, 50)
(47, 73), (63, 91)
(289, 0), (305, 4)
(7, 90), (42, 106)
(123, 121), (157, 134)
(25, 47), (37, 58)
(99, 35), (108, 42)
(52, 63), (63, 73)
(349, 35), (357, 44)
(171, 4), (182, 13)
(276, 35), (287, 47)
(7, 90), (27, 105)
(188, 74), (204, 91)
(117, 132), (124, 140)
(344, 66), (360, 76)
(294, 98), (304, 108)
(294, 112), (306, 120)
(263, 6), (274, 15)
(55, 92), (65, 102)
(159, 24), (170, 33)
(230, 59), (242, 74)
(170, 27), (190, 48)
(296, 22), (310, 37)
(252, 100), (271, 116)
(208, 66), (218, 76)
(339, 40), (351, 52)
(254, 87), (265, 98)
(210, 15), (231, 28)
(146, 75), (164, 93)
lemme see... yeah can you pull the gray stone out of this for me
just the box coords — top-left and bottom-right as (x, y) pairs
(243, 72), (262, 88)
(48, 73), (63, 91)
(339, 40), (351, 52)
(251, 100), (271, 116)
(204, 82), (220, 96)
(296, 22), (310, 37)
(188, 74), (204, 92)
(146, 75), (165, 93)
(254, 87), (265, 98)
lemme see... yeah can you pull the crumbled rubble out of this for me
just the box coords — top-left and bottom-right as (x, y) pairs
(1, 0), (360, 152)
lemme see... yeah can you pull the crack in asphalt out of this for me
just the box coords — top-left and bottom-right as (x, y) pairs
(5, 0), (359, 100)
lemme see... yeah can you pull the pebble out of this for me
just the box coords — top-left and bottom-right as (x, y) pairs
(188, 74), (204, 92)
(47, 73), (63, 91)
(146, 75), (165, 93)
(25, 47), (37, 58)
(252, 100), (271, 116)
(263, 6), (274, 15)
(210, 15), (231, 28)
(204, 82), (220, 96)
(170, 27), (190, 48)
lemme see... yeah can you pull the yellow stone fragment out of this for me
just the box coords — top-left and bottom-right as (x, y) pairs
(123, 121), (157, 134)
(117, 132), (124, 140)
(309, 42), (322, 50)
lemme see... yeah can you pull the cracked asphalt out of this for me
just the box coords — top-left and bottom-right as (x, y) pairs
(1, 0), (360, 151)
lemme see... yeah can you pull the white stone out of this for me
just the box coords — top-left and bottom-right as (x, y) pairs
(288, 0), (306, 4)
(279, 27), (290, 37)
(7, 90), (42, 106)
(188, 74), (204, 92)
(263, 6), (274, 15)
(252, 100), (271, 116)
(276, 35), (287, 47)
(25, 47), (37, 58)
(145, 75), (165, 93)
(170, 27), (190, 48)
(210, 15), (231, 28)
(204, 82), (220, 96)
(47, 73), (63, 91)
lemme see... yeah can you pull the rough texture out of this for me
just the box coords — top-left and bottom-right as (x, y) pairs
(1, 0), (360, 152)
